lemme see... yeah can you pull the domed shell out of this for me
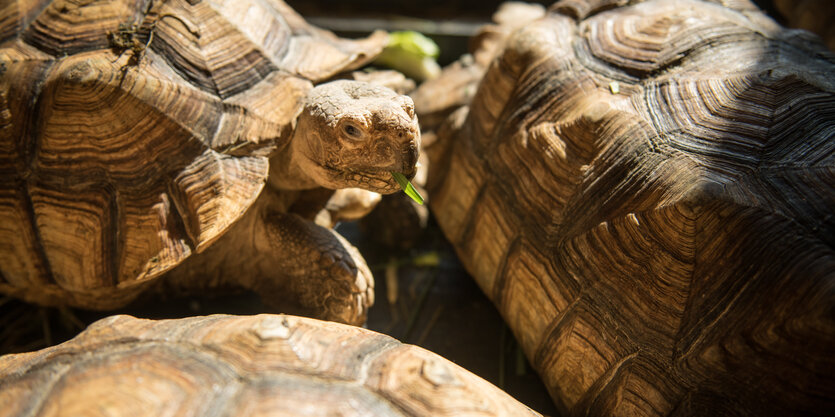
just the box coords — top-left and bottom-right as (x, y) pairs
(0, 0), (387, 304)
(0, 314), (541, 417)
(423, 0), (835, 415)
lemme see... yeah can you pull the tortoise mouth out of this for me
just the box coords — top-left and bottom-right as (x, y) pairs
(325, 165), (416, 194)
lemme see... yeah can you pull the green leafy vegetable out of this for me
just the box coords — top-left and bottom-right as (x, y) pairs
(391, 172), (424, 205)
(388, 31), (439, 58)
(374, 31), (441, 81)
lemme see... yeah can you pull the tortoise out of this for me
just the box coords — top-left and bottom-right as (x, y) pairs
(415, 0), (835, 415)
(0, 0), (421, 325)
(0, 314), (541, 416)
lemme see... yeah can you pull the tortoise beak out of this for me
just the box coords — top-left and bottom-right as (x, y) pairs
(403, 140), (419, 174)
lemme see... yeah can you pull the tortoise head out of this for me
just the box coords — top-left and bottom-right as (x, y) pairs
(291, 80), (420, 194)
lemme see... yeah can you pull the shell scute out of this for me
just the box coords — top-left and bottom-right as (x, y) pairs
(0, 315), (541, 416)
(420, 0), (835, 414)
(0, 0), (389, 298)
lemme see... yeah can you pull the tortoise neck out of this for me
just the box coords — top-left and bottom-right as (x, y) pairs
(268, 129), (320, 191)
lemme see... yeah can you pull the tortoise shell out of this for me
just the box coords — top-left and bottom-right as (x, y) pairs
(420, 0), (835, 415)
(0, 314), (541, 416)
(0, 0), (386, 304)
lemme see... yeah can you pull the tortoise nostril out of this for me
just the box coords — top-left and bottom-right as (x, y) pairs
(403, 143), (419, 169)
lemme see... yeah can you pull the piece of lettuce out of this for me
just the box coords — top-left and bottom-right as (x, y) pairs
(374, 31), (441, 81)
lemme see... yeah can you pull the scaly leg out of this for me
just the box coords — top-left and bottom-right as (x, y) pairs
(252, 211), (374, 325)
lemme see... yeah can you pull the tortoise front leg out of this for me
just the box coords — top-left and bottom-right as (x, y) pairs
(287, 187), (382, 228)
(253, 211), (374, 325)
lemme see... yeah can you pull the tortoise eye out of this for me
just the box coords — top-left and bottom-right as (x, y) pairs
(343, 123), (362, 138)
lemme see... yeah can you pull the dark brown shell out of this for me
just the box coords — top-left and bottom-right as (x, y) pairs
(0, 0), (386, 306)
(0, 314), (541, 416)
(421, 0), (835, 415)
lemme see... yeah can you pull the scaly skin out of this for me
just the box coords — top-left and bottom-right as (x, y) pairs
(160, 80), (420, 325)
(271, 80), (420, 191)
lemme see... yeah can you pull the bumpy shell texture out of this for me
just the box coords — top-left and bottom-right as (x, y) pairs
(0, 0), (386, 306)
(0, 314), (540, 417)
(425, 0), (835, 415)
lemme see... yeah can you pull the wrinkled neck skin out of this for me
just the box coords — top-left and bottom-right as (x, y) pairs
(268, 79), (420, 194)
(269, 127), (325, 191)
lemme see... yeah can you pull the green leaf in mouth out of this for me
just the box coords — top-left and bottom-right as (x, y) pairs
(391, 172), (424, 205)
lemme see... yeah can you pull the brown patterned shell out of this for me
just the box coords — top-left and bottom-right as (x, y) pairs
(0, 314), (540, 417)
(0, 0), (386, 305)
(420, 0), (835, 415)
